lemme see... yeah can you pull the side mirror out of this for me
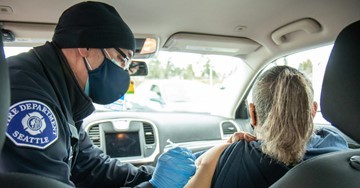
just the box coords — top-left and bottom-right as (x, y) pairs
(127, 61), (148, 76)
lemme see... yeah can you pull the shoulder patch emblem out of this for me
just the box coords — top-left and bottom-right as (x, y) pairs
(6, 100), (58, 149)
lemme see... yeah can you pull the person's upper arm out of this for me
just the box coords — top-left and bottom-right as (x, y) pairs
(2, 90), (74, 185)
(185, 143), (231, 188)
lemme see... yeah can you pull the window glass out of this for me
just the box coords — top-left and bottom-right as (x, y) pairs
(4, 47), (32, 58)
(120, 51), (249, 113)
(4, 46), (249, 114)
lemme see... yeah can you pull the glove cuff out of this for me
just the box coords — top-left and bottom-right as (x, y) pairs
(149, 179), (158, 188)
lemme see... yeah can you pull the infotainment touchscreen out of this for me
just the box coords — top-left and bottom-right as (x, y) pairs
(105, 132), (141, 158)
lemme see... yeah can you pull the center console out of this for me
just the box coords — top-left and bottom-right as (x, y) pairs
(85, 119), (159, 164)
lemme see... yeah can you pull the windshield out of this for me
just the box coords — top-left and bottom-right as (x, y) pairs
(105, 51), (245, 113)
(4, 47), (246, 113)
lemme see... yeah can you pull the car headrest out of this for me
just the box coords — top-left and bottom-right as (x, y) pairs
(321, 20), (360, 143)
(0, 30), (11, 152)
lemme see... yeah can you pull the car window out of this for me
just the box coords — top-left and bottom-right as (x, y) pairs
(4, 47), (32, 58)
(247, 44), (333, 124)
(122, 51), (248, 113)
(4, 47), (249, 114)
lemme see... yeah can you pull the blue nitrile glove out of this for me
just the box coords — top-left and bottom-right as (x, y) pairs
(149, 146), (196, 188)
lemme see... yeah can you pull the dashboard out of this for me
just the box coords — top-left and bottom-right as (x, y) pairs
(82, 111), (252, 165)
(82, 111), (359, 166)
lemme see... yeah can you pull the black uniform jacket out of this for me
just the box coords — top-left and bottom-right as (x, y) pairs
(1, 42), (154, 188)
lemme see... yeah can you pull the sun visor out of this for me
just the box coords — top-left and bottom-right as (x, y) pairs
(163, 33), (260, 56)
(1, 22), (55, 46)
(1, 22), (158, 59)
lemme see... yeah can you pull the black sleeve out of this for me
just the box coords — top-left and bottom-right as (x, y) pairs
(1, 89), (76, 186)
(70, 127), (155, 188)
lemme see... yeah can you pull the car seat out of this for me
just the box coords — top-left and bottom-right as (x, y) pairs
(0, 30), (71, 187)
(270, 20), (360, 188)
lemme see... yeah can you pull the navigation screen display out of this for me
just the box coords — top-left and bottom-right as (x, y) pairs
(105, 132), (141, 157)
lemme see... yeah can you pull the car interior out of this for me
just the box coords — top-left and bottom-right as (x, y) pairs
(1, 0), (360, 187)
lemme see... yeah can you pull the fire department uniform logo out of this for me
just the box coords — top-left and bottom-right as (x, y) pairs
(6, 100), (58, 149)
(22, 112), (47, 135)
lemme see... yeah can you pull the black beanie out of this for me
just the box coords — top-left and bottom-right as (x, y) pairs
(52, 1), (135, 51)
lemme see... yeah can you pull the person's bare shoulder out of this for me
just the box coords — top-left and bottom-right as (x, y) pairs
(185, 143), (232, 188)
(196, 143), (232, 167)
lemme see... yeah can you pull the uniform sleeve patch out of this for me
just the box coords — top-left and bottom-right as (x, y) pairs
(6, 100), (58, 149)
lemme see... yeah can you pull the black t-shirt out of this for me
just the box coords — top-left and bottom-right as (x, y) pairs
(211, 141), (289, 188)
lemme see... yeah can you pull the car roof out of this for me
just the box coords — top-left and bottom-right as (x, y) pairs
(1, 0), (359, 60)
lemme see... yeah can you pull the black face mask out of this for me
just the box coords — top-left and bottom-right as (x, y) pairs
(83, 50), (130, 105)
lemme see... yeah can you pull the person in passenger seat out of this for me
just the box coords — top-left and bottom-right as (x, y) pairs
(185, 66), (348, 188)
(0, 1), (195, 188)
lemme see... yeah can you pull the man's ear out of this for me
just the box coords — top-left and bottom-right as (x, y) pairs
(78, 48), (89, 57)
(312, 101), (318, 118)
(249, 103), (257, 126)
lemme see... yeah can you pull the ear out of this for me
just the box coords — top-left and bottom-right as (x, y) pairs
(312, 101), (318, 118)
(78, 48), (89, 58)
(249, 103), (257, 126)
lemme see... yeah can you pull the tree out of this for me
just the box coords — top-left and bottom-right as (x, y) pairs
(201, 60), (218, 85)
(298, 59), (313, 79)
(147, 57), (165, 79)
(183, 64), (195, 80)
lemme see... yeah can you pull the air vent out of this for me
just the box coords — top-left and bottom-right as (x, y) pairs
(221, 121), (237, 135)
(143, 122), (155, 144)
(88, 124), (101, 148)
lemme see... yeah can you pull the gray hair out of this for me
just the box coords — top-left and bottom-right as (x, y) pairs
(252, 66), (314, 165)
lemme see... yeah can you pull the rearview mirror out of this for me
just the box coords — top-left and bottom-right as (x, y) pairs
(133, 37), (158, 59)
(127, 61), (148, 76)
